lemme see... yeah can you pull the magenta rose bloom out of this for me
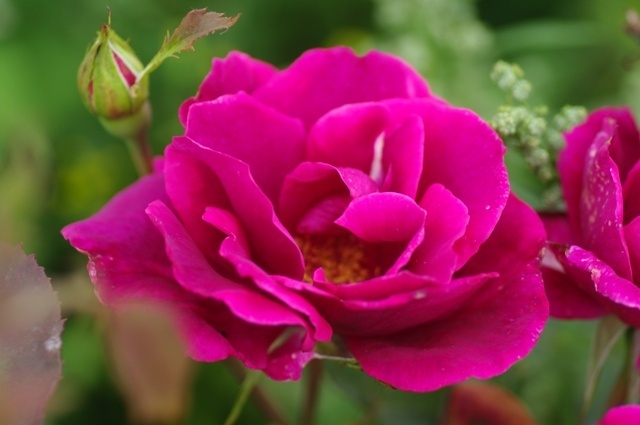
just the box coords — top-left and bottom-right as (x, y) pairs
(543, 108), (640, 324)
(63, 47), (548, 390)
(597, 405), (640, 425)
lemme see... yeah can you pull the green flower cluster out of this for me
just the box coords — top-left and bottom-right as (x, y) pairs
(490, 61), (586, 210)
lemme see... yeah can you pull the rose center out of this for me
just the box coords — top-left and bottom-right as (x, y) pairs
(295, 233), (382, 284)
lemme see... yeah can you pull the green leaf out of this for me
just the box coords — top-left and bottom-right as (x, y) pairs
(0, 244), (63, 424)
(583, 315), (628, 415)
(139, 9), (239, 81)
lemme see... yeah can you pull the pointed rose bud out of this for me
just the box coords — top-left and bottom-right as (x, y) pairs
(78, 19), (151, 141)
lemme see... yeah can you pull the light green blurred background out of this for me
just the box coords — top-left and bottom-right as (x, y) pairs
(1, 0), (640, 423)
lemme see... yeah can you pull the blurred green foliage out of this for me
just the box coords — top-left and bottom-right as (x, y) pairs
(2, 0), (640, 424)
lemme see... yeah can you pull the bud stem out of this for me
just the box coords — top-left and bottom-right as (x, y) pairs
(124, 131), (154, 176)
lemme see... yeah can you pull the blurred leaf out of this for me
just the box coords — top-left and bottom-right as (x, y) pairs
(0, 244), (63, 424)
(107, 303), (193, 425)
(442, 381), (539, 425)
(585, 315), (628, 414)
(141, 8), (239, 79)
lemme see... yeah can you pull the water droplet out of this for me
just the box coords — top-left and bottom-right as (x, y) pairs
(44, 335), (61, 353)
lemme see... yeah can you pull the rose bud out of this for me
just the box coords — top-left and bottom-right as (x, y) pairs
(78, 21), (150, 140)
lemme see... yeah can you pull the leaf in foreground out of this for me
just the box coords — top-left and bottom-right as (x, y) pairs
(0, 244), (63, 425)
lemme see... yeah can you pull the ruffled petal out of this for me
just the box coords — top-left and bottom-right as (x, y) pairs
(278, 162), (378, 233)
(386, 98), (510, 265)
(166, 136), (304, 279)
(623, 161), (640, 223)
(561, 107), (640, 239)
(254, 46), (431, 128)
(577, 118), (631, 280)
(552, 244), (640, 327)
(380, 114), (424, 198)
(298, 272), (494, 338)
(179, 51), (277, 125)
(598, 405), (640, 425)
(306, 102), (389, 174)
(409, 183), (469, 281)
(61, 173), (236, 363)
(345, 259), (547, 392)
(184, 92), (305, 203)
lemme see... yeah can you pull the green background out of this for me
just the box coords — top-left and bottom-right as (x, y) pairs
(2, 0), (640, 423)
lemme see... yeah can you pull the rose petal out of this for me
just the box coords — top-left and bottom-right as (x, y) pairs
(345, 259), (547, 392)
(409, 183), (469, 281)
(335, 192), (426, 243)
(179, 51), (277, 125)
(166, 136), (304, 279)
(185, 92), (305, 203)
(385, 98), (510, 265)
(380, 114), (424, 198)
(278, 162), (378, 233)
(61, 174), (236, 363)
(542, 258), (607, 319)
(306, 102), (389, 175)
(299, 272), (495, 337)
(623, 161), (640, 224)
(578, 120), (631, 280)
(598, 405), (640, 425)
(625, 217), (640, 284)
(561, 107), (640, 239)
(553, 245), (640, 327)
(254, 46), (431, 128)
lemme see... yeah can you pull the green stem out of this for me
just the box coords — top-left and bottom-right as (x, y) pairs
(300, 360), (323, 425)
(223, 369), (262, 425)
(124, 130), (153, 176)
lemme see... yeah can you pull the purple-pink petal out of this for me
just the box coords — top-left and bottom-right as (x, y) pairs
(578, 119), (631, 280)
(253, 46), (431, 128)
(306, 102), (389, 174)
(380, 114), (424, 198)
(278, 162), (378, 233)
(166, 136), (304, 279)
(385, 98), (509, 265)
(184, 92), (306, 203)
(345, 259), (547, 392)
(179, 51), (277, 125)
(409, 183), (469, 281)
(335, 192), (425, 243)
(598, 405), (640, 425)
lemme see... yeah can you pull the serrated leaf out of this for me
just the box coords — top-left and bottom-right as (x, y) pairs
(139, 9), (239, 80)
(584, 315), (628, 414)
(0, 244), (63, 425)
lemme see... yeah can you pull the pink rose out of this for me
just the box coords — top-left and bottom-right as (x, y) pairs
(543, 108), (640, 325)
(63, 47), (548, 390)
(597, 405), (640, 425)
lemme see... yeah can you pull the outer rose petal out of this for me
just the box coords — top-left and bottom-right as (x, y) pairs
(346, 260), (546, 392)
(578, 119), (631, 280)
(61, 173), (236, 362)
(598, 405), (640, 425)
(185, 92), (306, 203)
(542, 261), (607, 319)
(552, 245), (640, 327)
(179, 51), (277, 125)
(254, 46), (431, 128)
(336, 195), (547, 391)
(166, 136), (304, 279)
(385, 98), (510, 266)
(560, 107), (640, 240)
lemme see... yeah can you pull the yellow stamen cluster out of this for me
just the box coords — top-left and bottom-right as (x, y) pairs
(295, 233), (382, 284)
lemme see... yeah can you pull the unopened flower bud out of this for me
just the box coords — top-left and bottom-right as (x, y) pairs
(78, 20), (150, 139)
